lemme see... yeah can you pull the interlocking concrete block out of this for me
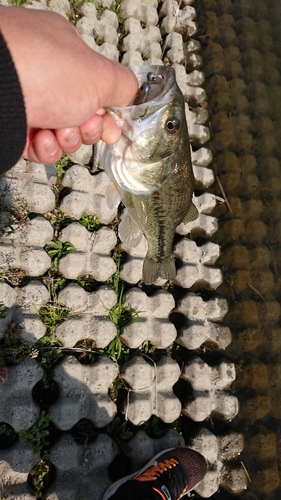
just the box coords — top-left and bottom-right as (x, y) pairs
(163, 31), (185, 64)
(142, 41), (162, 60)
(173, 63), (205, 89)
(165, 31), (183, 50)
(120, 0), (158, 26)
(178, 79), (206, 103)
(174, 239), (222, 290)
(0, 282), (18, 341)
(177, 293), (231, 350)
(0, 216), (53, 276)
(99, 0), (114, 8)
(67, 144), (93, 166)
(187, 69), (206, 86)
(121, 18), (161, 59)
(94, 23), (118, 46)
(100, 9), (119, 30)
(145, 56), (164, 66)
(190, 106), (209, 126)
(97, 42), (119, 62)
(121, 429), (185, 471)
(120, 288), (177, 349)
(48, 433), (117, 500)
(159, 0), (181, 18)
(0, 159), (56, 214)
(0, 441), (38, 500)
(78, 5), (119, 46)
(123, 17), (142, 35)
(0, 358), (43, 432)
(56, 283), (117, 348)
(121, 50), (146, 66)
(0, 280), (49, 343)
(186, 105), (210, 144)
(80, 32), (97, 50)
(24, 0), (47, 10)
(50, 355), (118, 430)
(192, 149), (215, 189)
(80, 1), (97, 18)
(192, 147), (213, 167)
(176, 193), (218, 238)
(120, 235), (147, 284)
(189, 427), (247, 497)
(121, 33), (161, 60)
(60, 165), (116, 224)
(194, 163), (215, 188)
(77, 6), (119, 60)
(180, 357), (238, 421)
(76, 16), (96, 36)
(123, 21), (163, 60)
(58, 223), (117, 281)
(165, 46), (185, 65)
(121, 355), (181, 425)
(160, 1), (197, 36)
(48, 0), (70, 17)
(186, 38), (201, 55)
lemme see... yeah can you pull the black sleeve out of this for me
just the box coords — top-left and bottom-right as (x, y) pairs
(0, 29), (27, 175)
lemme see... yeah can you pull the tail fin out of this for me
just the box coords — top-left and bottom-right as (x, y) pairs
(142, 256), (176, 285)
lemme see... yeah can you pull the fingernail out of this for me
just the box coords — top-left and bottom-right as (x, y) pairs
(66, 129), (80, 145)
(85, 129), (100, 142)
(45, 136), (57, 155)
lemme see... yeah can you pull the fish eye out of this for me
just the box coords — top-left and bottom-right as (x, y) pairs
(166, 118), (180, 134)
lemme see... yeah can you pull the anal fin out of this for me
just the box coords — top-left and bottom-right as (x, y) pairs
(183, 201), (198, 224)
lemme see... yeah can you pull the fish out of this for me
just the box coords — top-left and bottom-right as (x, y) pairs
(97, 65), (198, 285)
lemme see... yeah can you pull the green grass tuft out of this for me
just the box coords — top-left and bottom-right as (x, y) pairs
(46, 240), (76, 270)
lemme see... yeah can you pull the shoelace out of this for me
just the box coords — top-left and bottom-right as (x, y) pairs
(137, 459), (178, 481)
(137, 458), (189, 500)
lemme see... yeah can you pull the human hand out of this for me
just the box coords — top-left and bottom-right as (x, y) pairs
(0, 6), (138, 163)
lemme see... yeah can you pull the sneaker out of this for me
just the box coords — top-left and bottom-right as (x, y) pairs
(103, 447), (207, 500)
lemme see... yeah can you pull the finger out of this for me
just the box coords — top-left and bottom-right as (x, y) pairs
(82, 108), (122, 144)
(23, 129), (62, 164)
(55, 127), (82, 153)
(79, 114), (104, 144)
(100, 113), (121, 144)
(80, 113), (121, 145)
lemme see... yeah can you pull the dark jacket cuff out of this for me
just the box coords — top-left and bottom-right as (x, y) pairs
(0, 29), (27, 175)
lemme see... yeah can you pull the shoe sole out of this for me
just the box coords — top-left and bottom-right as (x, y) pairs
(103, 447), (205, 500)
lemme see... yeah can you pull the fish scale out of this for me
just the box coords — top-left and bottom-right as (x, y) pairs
(145, 169), (190, 259)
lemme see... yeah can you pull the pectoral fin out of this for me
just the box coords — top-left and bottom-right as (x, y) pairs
(105, 182), (121, 210)
(183, 202), (198, 224)
(119, 210), (143, 247)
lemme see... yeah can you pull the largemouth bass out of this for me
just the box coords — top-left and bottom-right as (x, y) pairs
(98, 65), (198, 285)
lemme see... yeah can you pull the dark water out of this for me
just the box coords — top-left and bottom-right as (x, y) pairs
(194, 0), (281, 498)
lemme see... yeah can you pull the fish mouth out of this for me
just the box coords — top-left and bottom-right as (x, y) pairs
(106, 65), (176, 140)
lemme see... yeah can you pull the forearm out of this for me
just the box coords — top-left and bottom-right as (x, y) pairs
(0, 6), (138, 130)
(0, 5), (138, 166)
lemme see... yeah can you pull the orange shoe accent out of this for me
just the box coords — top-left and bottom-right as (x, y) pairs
(152, 486), (169, 500)
(153, 484), (189, 500)
(136, 458), (179, 482)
